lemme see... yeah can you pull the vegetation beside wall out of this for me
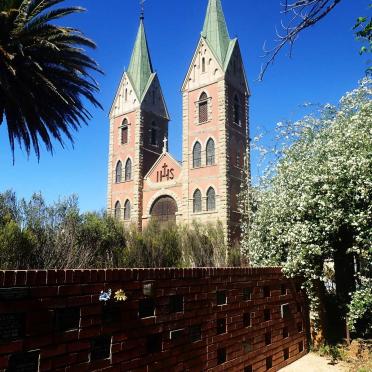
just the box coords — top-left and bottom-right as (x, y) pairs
(240, 79), (372, 342)
(0, 191), (233, 270)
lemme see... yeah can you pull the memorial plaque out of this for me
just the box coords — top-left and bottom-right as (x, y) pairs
(284, 347), (290, 360)
(91, 335), (112, 361)
(217, 348), (226, 365)
(243, 287), (252, 301)
(216, 291), (227, 305)
(216, 318), (226, 335)
(0, 287), (30, 301)
(242, 340), (253, 353)
(146, 333), (162, 353)
(8, 351), (39, 372)
(265, 331), (272, 346)
(263, 286), (271, 298)
(266, 356), (273, 370)
(169, 295), (183, 313)
(142, 281), (155, 297)
(282, 326), (289, 338)
(243, 312), (251, 327)
(190, 324), (201, 342)
(170, 329), (184, 341)
(0, 313), (25, 342)
(55, 307), (80, 332)
(281, 303), (291, 319)
(298, 340), (304, 352)
(264, 308), (271, 321)
(139, 298), (155, 318)
(102, 304), (121, 325)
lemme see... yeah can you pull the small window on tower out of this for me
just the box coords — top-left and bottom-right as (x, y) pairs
(115, 161), (122, 183)
(199, 92), (208, 123)
(193, 142), (202, 168)
(125, 158), (132, 181)
(206, 138), (215, 166)
(125, 88), (128, 102)
(202, 57), (206, 73)
(150, 122), (158, 146)
(121, 119), (128, 145)
(234, 95), (241, 126)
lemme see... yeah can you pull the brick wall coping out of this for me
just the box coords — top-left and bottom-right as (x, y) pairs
(0, 267), (283, 287)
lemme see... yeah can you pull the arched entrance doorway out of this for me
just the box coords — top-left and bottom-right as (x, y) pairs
(150, 196), (178, 223)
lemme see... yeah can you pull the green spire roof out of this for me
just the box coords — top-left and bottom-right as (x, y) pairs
(201, 0), (231, 66)
(127, 18), (153, 100)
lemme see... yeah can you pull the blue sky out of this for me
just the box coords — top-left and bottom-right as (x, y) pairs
(0, 0), (368, 212)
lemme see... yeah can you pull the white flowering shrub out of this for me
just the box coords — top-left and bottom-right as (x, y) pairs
(241, 79), (372, 337)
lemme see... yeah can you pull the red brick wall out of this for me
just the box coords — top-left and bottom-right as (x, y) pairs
(0, 268), (308, 371)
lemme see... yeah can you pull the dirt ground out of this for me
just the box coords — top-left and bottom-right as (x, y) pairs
(280, 353), (349, 372)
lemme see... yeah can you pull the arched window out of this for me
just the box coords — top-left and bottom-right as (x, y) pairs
(124, 200), (131, 220)
(193, 142), (202, 168)
(202, 57), (206, 73)
(199, 92), (208, 123)
(121, 119), (128, 145)
(193, 189), (202, 213)
(114, 201), (121, 220)
(125, 158), (132, 181)
(115, 161), (122, 183)
(150, 121), (158, 146)
(206, 187), (216, 211)
(233, 95), (241, 126)
(206, 138), (215, 166)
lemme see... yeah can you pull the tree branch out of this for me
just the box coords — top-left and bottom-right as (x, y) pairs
(259, 0), (342, 81)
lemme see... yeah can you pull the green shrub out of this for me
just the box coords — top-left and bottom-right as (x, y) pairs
(348, 285), (372, 338)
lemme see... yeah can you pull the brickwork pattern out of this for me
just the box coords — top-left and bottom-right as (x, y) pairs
(0, 268), (308, 371)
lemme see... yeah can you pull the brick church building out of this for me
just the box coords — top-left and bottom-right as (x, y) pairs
(107, 0), (250, 243)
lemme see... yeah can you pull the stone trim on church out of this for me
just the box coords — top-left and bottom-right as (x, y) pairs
(107, 0), (250, 243)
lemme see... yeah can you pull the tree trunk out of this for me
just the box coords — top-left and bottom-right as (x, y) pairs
(310, 279), (328, 348)
(334, 227), (356, 306)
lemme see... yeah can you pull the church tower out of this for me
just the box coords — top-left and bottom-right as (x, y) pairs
(181, 0), (250, 242)
(108, 14), (169, 227)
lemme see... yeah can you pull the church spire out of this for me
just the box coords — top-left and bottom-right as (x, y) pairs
(127, 16), (153, 100)
(201, 0), (231, 66)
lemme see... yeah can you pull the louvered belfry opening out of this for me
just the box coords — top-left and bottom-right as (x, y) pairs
(150, 196), (178, 223)
(121, 119), (129, 144)
(199, 92), (208, 123)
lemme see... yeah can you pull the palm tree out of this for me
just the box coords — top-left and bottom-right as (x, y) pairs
(0, 0), (102, 159)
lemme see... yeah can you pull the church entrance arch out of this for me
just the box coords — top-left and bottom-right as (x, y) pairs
(150, 196), (178, 223)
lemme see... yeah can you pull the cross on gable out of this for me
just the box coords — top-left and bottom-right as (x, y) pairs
(162, 136), (168, 153)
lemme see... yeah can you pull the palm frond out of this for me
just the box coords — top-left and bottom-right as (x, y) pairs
(0, 0), (103, 160)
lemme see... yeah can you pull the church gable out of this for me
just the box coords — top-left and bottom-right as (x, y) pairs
(145, 152), (182, 184)
(110, 72), (140, 119)
(182, 38), (224, 92)
(141, 74), (170, 119)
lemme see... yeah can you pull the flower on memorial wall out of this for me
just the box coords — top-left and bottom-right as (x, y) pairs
(114, 289), (127, 302)
(99, 289), (112, 302)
